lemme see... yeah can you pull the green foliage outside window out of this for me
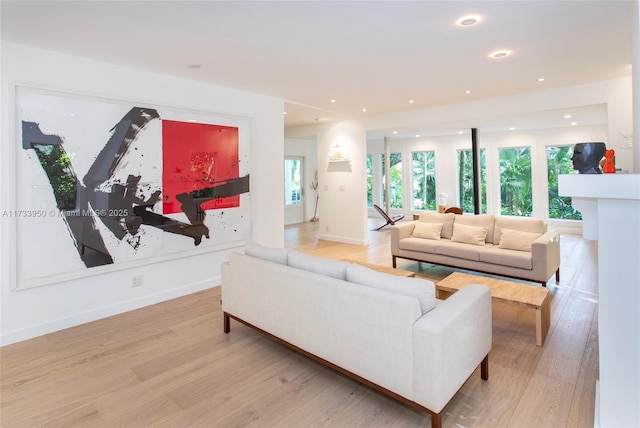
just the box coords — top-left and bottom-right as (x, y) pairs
(499, 147), (532, 216)
(412, 151), (436, 210)
(457, 149), (487, 214)
(382, 153), (403, 209)
(547, 146), (582, 220)
(366, 154), (373, 207)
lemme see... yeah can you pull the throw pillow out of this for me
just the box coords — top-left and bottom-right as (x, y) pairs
(345, 263), (436, 314)
(418, 212), (455, 239)
(245, 241), (293, 265)
(498, 228), (541, 252)
(451, 223), (488, 246)
(287, 251), (350, 280)
(412, 222), (443, 240)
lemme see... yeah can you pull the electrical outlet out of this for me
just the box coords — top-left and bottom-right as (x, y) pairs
(132, 275), (144, 287)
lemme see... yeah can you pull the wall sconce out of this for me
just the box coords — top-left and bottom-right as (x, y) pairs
(329, 142), (349, 162)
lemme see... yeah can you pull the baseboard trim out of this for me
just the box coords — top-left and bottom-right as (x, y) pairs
(0, 280), (220, 346)
(317, 233), (368, 246)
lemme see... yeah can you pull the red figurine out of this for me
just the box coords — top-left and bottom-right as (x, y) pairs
(602, 149), (616, 174)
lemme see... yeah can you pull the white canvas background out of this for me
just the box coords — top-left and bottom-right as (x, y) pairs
(14, 86), (251, 288)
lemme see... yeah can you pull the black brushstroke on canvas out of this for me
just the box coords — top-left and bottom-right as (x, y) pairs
(22, 107), (250, 269)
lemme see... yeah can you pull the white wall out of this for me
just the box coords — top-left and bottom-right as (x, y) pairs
(284, 136), (318, 223)
(315, 121), (368, 245)
(0, 42), (284, 345)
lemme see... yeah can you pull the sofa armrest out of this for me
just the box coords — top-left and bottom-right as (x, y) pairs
(412, 284), (492, 413)
(531, 231), (561, 279)
(390, 221), (417, 254)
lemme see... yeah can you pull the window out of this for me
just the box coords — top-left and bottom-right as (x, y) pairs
(284, 158), (301, 205)
(457, 149), (487, 213)
(366, 154), (373, 207)
(412, 151), (436, 210)
(381, 153), (402, 209)
(547, 145), (582, 220)
(499, 147), (532, 216)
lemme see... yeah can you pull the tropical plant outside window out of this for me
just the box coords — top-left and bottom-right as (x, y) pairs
(366, 154), (373, 207)
(547, 145), (582, 220)
(457, 149), (487, 214)
(381, 153), (403, 209)
(499, 147), (532, 216)
(412, 151), (436, 210)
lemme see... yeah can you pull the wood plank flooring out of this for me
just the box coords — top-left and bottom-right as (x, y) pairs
(1, 219), (599, 427)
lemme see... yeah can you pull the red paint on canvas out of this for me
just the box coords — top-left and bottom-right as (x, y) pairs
(162, 120), (239, 214)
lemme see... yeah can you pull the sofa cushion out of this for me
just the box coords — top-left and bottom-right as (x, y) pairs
(498, 228), (541, 252)
(419, 212), (455, 239)
(346, 263), (436, 314)
(435, 241), (486, 261)
(493, 216), (546, 244)
(398, 237), (439, 254)
(287, 251), (350, 280)
(245, 241), (293, 265)
(453, 214), (495, 243)
(412, 222), (442, 240)
(479, 247), (533, 270)
(451, 223), (488, 246)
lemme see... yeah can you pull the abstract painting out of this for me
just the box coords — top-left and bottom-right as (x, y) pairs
(12, 86), (251, 289)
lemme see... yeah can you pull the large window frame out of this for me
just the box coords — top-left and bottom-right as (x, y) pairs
(499, 146), (533, 217)
(546, 145), (582, 220)
(457, 148), (487, 214)
(411, 150), (436, 211)
(381, 152), (403, 209)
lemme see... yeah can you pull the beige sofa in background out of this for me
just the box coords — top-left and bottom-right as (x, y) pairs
(391, 213), (561, 287)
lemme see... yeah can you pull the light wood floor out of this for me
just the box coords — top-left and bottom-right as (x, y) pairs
(1, 219), (599, 427)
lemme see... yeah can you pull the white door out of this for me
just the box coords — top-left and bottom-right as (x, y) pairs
(284, 156), (305, 225)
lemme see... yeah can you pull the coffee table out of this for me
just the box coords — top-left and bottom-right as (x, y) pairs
(340, 259), (416, 278)
(437, 272), (550, 346)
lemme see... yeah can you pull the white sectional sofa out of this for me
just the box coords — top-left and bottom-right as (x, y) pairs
(391, 212), (561, 287)
(221, 242), (492, 428)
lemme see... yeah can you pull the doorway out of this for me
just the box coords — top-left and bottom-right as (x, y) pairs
(284, 156), (305, 225)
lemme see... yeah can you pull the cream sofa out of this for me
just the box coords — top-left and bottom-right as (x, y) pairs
(221, 242), (492, 428)
(391, 213), (561, 287)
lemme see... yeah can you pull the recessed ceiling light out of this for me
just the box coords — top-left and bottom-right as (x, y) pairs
(457, 15), (481, 27)
(564, 114), (572, 119)
(537, 77), (545, 82)
(409, 100), (414, 104)
(490, 50), (511, 59)
(331, 99), (336, 103)
(509, 127), (516, 131)
(416, 134), (420, 138)
(187, 64), (201, 69)
(362, 108), (367, 112)
(571, 122), (578, 126)
(465, 90), (472, 94)
(393, 131), (398, 134)
(284, 111), (287, 115)
(458, 131), (464, 134)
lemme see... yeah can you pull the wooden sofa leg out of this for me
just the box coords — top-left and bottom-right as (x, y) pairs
(556, 268), (560, 282)
(392, 256), (397, 268)
(223, 312), (230, 333)
(430, 411), (442, 428)
(481, 354), (489, 380)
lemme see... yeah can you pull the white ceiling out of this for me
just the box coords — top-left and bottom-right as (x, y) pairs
(1, 1), (634, 135)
